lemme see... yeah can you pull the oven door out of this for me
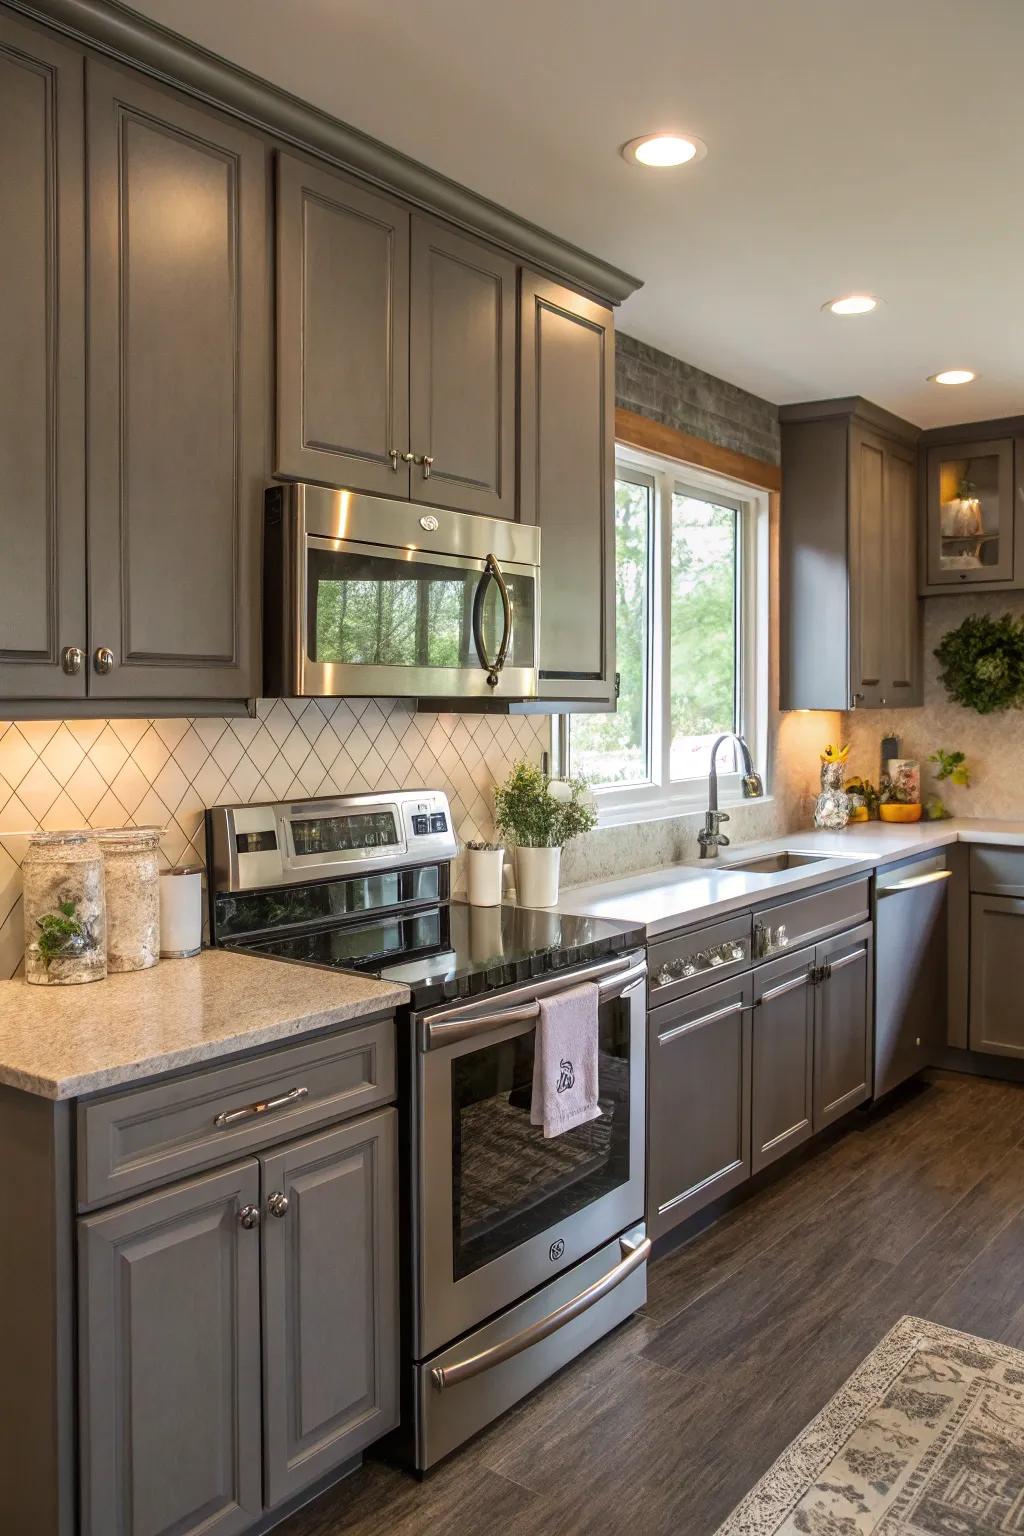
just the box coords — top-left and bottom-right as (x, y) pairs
(413, 950), (647, 1359)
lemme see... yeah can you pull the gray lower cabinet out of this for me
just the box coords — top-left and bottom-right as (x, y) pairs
(79, 1108), (399, 1534)
(519, 271), (616, 706)
(86, 60), (268, 699)
(261, 1110), (398, 1506)
(275, 152), (411, 496)
(813, 922), (873, 1129)
(647, 974), (753, 1238)
(0, 10), (86, 701)
(751, 948), (815, 1173)
(79, 1159), (263, 1536)
(969, 894), (1024, 1058)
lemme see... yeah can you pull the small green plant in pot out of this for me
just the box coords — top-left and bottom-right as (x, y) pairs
(493, 760), (597, 907)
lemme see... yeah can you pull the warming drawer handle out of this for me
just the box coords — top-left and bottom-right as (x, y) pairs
(430, 1233), (651, 1391)
(877, 870), (953, 897)
(213, 1085), (309, 1129)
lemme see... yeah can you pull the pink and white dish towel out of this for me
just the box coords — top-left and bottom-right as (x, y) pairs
(530, 982), (601, 1138)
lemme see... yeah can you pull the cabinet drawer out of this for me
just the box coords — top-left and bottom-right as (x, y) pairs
(755, 877), (870, 959)
(77, 1017), (395, 1208)
(648, 912), (752, 1005)
(970, 845), (1024, 898)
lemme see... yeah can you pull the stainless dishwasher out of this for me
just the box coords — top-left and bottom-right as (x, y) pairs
(874, 851), (952, 1097)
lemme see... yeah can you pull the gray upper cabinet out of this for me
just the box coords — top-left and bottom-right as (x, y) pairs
(647, 973), (753, 1239)
(780, 398), (921, 710)
(260, 1110), (398, 1508)
(969, 893), (1024, 1058)
(813, 922), (873, 1130)
(86, 62), (268, 700)
(276, 153), (410, 496)
(751, 947), (815, 1173)
(519, 272), (616, 705)
(79, 1159), (263, 1536)
(409, 217), (517, 518)
(920, 424), (1024, 593)
(0, 12), (86, 701)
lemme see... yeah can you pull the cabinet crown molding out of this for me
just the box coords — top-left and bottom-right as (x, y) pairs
(9, 0), (643, 305)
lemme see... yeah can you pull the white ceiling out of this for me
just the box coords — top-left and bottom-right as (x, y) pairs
(130, 0), (1024, 428)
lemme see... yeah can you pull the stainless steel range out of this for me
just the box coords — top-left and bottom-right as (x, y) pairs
(207, 789), (649, 1469)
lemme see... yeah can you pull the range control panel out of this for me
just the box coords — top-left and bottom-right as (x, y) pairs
(207, 789), (459, 892)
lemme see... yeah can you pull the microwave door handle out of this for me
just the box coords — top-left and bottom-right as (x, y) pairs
(472, 553), (513, 688)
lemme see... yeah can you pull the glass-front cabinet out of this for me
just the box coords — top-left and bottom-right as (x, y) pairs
(923, 437), (1022, 592)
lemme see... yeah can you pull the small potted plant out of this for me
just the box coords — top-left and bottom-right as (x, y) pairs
(493, 760), (597, 908)
(923, 748), (971, 820)
(464, 840), (505, 907)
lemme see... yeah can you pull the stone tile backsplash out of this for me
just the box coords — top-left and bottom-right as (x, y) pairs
(0, 699), (548, 979)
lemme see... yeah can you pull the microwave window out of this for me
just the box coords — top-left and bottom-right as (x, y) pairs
(307, 548), (535, 669)
(290, 810), (399, 855)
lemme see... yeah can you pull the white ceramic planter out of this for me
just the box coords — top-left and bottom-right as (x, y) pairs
(515, 845), (561, 908)
(466, 847), (505, 907)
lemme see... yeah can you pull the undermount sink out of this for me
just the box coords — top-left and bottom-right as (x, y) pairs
(719, 851), (836, 875)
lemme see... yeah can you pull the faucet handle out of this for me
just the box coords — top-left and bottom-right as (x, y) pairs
(717, 811), (730, 825)
(717, 833), (731, 847)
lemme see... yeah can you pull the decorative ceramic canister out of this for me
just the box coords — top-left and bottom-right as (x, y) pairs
(886, 759), (921, 804)
(22, 831), (107, 986)
(97, 827), (161, 972)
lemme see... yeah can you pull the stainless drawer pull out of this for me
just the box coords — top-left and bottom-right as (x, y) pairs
(213, 1085), (309, 1128)
(430, 1232), (651, 1391)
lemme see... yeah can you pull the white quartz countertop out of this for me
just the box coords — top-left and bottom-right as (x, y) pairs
(0, 948), (409, 1100)
(553, 818), (1024, 939)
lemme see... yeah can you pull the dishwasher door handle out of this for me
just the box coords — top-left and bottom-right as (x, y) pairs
(878, 870), (953, 897)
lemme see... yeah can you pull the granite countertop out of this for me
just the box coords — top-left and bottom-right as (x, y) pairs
(552, 818), (1024, 939)
(0, 948), (409, 1101)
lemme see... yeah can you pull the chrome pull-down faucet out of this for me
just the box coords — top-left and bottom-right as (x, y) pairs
(697, 734), (764, 859)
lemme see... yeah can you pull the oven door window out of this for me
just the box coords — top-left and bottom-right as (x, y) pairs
(450, 999), (631, 1281)
(307, 544), (536, 671)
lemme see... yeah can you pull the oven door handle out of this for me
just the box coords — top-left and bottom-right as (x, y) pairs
(423, 958), (648, 1050)
(430, 1232), (651, 1392)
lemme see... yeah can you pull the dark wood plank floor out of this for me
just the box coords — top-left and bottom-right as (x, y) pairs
(277, 1071), (1024, 1536)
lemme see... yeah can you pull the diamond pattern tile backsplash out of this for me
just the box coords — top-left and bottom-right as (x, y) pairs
(0, 699), (548, 979)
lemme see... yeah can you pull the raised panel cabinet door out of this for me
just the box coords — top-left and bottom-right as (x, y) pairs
(813, 921), (873, 1131)
(86, 62), (268, 699)
(78, 1160), (262, 1536)
(883, 441), (920, 704)
(276, 152), (410, 495)
(409, 217), (517, 518)
(519, 272), (615, 704)
(0, 13), (86, 700)
(261, 1108), (399, 1508)
(751, 947), (815, 1173)
(647, 975), (753, 1240)
(969, 894), (1024, 1058)
(849, 428), (886, 707)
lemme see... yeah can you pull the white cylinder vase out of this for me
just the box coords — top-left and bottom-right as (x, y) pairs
(466, 847), (505, 907)
(515, 845), (561, 908)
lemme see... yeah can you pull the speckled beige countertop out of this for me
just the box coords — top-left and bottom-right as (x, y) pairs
(0, 948), (409, 1100)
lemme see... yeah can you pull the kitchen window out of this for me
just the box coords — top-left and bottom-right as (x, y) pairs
(562, 448), (768, 821)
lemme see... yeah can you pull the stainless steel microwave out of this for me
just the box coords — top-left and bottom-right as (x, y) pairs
(263, 484), (541, 700)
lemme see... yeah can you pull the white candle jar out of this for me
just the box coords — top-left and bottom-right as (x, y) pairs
(97, 827), (161, 972)
(22, 832), (107, 986)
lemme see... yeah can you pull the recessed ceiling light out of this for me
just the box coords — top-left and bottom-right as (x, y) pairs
(621, 133), (707, 168)
(929, 369), (977, 386)
(824, 294), (879, 316)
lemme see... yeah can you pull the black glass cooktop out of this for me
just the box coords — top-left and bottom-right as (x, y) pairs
(234, 900), (645, 1010)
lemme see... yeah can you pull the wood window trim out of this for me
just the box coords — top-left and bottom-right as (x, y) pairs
(615, 406), (782, 494)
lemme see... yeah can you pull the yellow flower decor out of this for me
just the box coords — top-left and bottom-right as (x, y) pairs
(820, 744), (851, 766)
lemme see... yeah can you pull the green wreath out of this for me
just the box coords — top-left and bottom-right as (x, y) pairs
(934, 613), (1024, 713)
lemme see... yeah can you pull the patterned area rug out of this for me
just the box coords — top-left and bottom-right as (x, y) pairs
(715, 1316), (1024, 1535)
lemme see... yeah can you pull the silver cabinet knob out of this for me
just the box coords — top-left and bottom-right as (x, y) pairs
(267, 1191), (289, 1219)
(93, 646), (115, 675)
(401, 451), (416, 463)
(61, 646), (84, 676)
(238, 1204), (260, 1230)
